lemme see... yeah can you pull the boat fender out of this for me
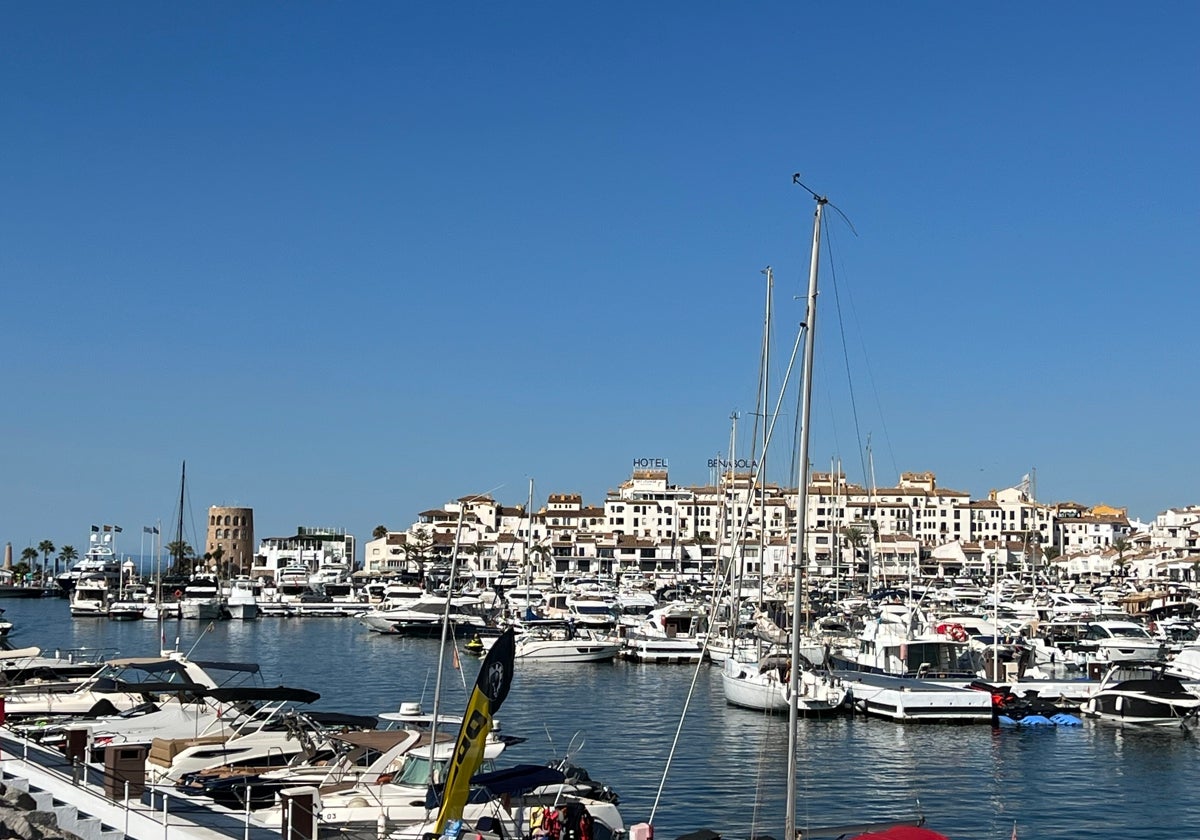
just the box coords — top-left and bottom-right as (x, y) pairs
(629, 824), (653, 840)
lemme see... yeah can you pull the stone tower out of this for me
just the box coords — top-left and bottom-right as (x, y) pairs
(206, 506), (255, 577)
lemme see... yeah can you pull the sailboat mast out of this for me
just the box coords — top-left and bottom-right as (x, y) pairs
(759, 266), (772, 608)
(176, 461), (186, 574)
(525, 479), (535, 591)
(786, 192), (826, 840)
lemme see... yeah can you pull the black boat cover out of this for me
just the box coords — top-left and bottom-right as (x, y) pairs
(423, 764), (569, 808)
(205, 686), (321, 704)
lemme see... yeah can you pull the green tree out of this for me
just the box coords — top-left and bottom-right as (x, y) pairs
(166, 541), (195, 575)
(37, 540), (55, 578)
(528, 542), (552, 577)
(372, 525), (388, 540)
(19, 547), (38, 582)
(210, 545), (227, 577)
(404, 527), (433, 581)
(1113, 538), (1131, 577)
(56, 544), (78, 577)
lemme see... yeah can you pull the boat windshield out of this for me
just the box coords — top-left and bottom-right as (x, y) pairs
(392, 755), (497, 787)
(393, 755), (446, 786)
(902, 642), (973, 676)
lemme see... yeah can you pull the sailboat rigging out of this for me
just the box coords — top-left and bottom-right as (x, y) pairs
(648, 179), (951, 840)
(784, 182), (826, 840)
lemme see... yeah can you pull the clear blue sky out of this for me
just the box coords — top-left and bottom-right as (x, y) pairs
(3, 3), (1197, 559)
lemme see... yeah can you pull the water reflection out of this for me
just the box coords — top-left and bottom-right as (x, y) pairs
(2, 600), (1196, 840)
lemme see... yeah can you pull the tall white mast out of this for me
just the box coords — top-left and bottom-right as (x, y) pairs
(786, 185), (826, 840)
(759, 266), (773, 608)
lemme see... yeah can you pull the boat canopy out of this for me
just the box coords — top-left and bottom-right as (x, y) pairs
(190, 660), (262, 674)
(424, 763), (568, 808)
(96, 680), (209, 695)
(471, 764), (567, 795)
(305, 711), (377, 729)
(205, 686), (321, 704)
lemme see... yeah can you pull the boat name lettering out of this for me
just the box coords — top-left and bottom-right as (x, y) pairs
(708, 458), (759, 470)
(632, 458), (669, 468)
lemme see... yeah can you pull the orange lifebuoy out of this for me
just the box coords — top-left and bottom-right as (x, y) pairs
(949, 625), (968, 642)
(174, 589), (183, 600)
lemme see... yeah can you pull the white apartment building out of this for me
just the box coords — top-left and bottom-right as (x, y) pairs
(1149, 506), (1200, 554)
(252, 526), (356, 581)
(388, 467), (1190, 585)
(1054, 512), (1133, 554)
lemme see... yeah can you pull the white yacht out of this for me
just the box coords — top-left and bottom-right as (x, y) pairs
(478, 620), (621, 663)
(622, 602), (708, 664)
(225, 576), (259, 620)
(180, 576), (225, 620)
(68, 573), (113, 617)
(1075, 620), (1166, 663)
(830, 605), (978, 679)
(360, 593), (490, 637)
(0, 653), (225, 720)
(722, 651), (849, 714)
(56, 528), (123, 595)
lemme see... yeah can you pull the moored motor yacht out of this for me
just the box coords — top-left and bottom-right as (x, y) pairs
(180, 575), (225, 620)
(830, 606), (979, 679)
(1075, 620), (1166, 663)
(225, 576), (259, 620)
(56, 529), (123, 596)
(622, 603), (708, 664)
(0, 653), (227, 720)
(361, 593), (491, 637)
(480, 620), (621, 663)
(1080, 662), (1200, 728)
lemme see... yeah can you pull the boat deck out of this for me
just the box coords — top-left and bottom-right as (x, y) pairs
(840, 673), (994, 723)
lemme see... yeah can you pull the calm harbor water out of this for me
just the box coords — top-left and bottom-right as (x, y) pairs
(2, 598), (1196, 839)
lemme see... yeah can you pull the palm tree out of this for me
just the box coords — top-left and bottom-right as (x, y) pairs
(57, 545), (78, 578)
(372, 525), (388, 540)
(38, 540), (55, 579)
(166, 541), (195, 575)
(528, 543), (552, 579)
(211, 545), (227, 577)
(1113, 538), (1131, 578)
(841, 525), (868, 580)
(19, 547), (38, 582)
